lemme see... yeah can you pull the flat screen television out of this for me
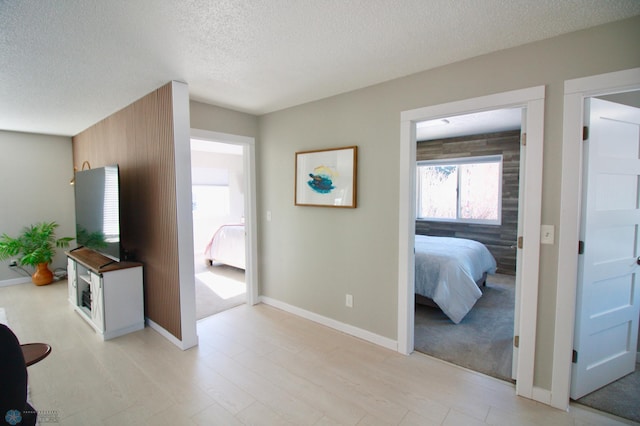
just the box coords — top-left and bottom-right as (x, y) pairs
(73, 165), (122, 261)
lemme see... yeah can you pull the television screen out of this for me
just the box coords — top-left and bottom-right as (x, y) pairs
(74, 165), (121, 261)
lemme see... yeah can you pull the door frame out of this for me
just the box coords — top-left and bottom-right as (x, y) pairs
(552, 67), (640, 410)
(190, 128), (259, 306)
(398, 86), (545, 400)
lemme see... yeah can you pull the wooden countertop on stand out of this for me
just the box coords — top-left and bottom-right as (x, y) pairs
(66, 247), (142, 274)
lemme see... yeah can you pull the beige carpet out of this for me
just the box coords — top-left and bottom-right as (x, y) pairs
(195, 261), (246, 320)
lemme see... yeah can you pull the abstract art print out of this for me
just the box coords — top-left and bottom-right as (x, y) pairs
(295, 146), (357, 208)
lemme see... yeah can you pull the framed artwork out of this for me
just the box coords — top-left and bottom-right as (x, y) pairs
(295, 146), (358, 208)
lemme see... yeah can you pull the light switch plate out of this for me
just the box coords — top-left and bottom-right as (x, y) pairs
(345, 294), (353, 308)
(541, 224), (554, 244)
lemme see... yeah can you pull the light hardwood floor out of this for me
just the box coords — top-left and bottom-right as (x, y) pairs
(1, 280), (636, 425)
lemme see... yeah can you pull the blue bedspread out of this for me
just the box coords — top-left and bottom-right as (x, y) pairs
(415, 235), (497, 323)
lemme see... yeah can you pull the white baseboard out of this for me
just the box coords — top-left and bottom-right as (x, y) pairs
(531, 386), (552, 405)
(103, 322), (145, 341)
(259, 296), (398, 351)
(0, 277), (31, 287)
(146, 317), (198, 350)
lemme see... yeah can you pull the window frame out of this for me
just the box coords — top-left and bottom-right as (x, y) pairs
(416, 154), (503, 225)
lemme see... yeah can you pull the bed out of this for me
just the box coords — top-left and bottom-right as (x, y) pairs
(204, 224), (246, 270)
(414, 235), (497, 323)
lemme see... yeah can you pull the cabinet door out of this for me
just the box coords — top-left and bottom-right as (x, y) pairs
(90, 272), (105, 332)
(67, 258), (77, 305)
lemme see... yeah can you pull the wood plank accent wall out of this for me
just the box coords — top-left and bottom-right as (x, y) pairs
(72, 82), (182, 339)
(416, 130), (521, 275)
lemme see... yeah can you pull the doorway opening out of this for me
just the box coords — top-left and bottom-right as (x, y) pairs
(413, 109), (522, 382)
(398, 86), (546, 400)
(552, 68), (640, 415)
(569, 91), (640, 422)
(191, 139), (246, 320)
(189, 129), (258, 321)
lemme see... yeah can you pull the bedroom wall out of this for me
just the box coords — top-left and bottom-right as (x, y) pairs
(191, 150), (245, 252)
(0, 130), (75, 284)
(257, 16), (640, 391)
(192, 151), (244, 220)
(415, 130), (521, 275)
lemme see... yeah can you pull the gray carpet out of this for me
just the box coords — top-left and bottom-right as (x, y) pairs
(576, 363), (640, 423)
(414, 273), (515, 382)
(195, 262), (246, 320)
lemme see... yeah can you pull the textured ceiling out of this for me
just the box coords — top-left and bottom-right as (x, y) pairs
(1, 0), (639, 136)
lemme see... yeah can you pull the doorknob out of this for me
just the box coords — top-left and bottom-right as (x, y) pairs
(637, 256), (640, 265)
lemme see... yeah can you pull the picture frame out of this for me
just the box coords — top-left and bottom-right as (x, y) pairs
(295, 146), (358, 208)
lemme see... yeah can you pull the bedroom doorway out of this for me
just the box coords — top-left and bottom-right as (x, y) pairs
(413, 110), (522, 382)
(553, 68), (640, 417)
(399, 87), (546, 400)
(189, 129), (258, 321)
(570, 94), (640, 423)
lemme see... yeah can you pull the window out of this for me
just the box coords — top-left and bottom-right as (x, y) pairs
(192, 185), (230, 217)
(417, 155), (502, 225)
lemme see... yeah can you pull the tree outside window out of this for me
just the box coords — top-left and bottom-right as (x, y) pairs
(417, 155), (502, 225)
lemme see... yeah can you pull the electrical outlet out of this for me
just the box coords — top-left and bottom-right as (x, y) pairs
(345, 294), (353, 308)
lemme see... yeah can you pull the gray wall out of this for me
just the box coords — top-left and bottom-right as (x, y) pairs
(0, 130), (75, 283)
(256, 16), (640, 391)
(190, 100), (258, 139)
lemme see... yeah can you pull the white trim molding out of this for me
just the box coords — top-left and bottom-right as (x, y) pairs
(146, 317), (198, 350)
(399, 86), (546, 402)
(532, 387), (552, 406)
(172, 81), (198, 350)
(552, 67), (640, 410)
(260, 297), (398, 351)
(0, 277), (32, 287)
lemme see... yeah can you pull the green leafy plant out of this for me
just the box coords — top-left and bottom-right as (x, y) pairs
(0, 221), (74, 266)
(76, 226), (107, 250)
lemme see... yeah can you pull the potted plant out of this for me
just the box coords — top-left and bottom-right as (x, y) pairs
(0, 221), (74, 285)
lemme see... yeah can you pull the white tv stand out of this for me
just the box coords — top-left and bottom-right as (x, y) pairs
(67, 247), (144, 340)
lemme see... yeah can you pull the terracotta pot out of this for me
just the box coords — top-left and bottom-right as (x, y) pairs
(32, 262), (54, 286)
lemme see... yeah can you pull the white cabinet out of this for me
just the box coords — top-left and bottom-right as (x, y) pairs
(67, 248), (143, 340)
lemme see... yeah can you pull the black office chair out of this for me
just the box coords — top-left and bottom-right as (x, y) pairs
(0, 324), (37, 426)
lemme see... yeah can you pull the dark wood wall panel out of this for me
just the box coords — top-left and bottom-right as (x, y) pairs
(72, 82), (182, 339)
(416, 130), (521, 275)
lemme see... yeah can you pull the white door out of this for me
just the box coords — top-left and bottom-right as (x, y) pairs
(571, 97), (640, 400)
